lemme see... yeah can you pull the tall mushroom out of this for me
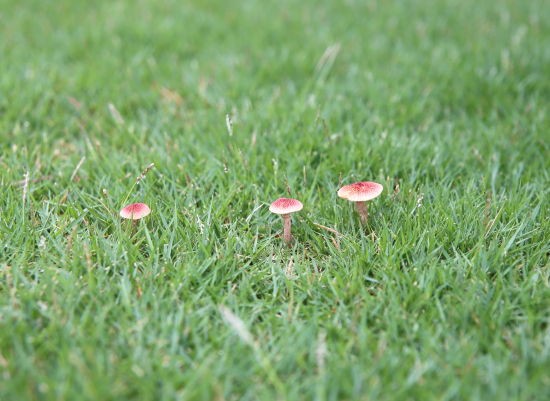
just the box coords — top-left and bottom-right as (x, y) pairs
(337, 181), (383, 224)
(120, 203), (151, 220)
(269, 198), (303, 246)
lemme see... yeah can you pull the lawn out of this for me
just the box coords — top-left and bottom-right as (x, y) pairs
(0, 0), (549, 400)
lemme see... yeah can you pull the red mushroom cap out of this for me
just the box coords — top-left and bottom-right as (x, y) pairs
(269, 198), (303, 215)
(337, 181), (383, 202)
(120, 203), (151, 220)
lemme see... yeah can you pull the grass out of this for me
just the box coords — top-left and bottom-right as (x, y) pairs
(0, 0), (549, 400)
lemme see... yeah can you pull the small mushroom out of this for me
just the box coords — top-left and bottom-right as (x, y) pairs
(269, 198), (303, 246)
(120, 203), (151, 220)
(337, 181), (383, 224)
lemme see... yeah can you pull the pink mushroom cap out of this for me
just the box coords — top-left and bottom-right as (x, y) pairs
(337, 181), (383, 202)
(120, 203), (151, 220)
(269, 198), (303, 215)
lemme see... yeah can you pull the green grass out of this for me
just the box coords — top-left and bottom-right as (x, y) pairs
(1, 0), (549, 400)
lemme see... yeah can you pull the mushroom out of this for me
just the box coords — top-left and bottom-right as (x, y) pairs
(337, 181), (383, 224)
(120, 203), (151, 220)
(269, 198), (303, 246)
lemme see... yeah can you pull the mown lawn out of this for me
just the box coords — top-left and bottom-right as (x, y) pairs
(0, 0), (549, 400)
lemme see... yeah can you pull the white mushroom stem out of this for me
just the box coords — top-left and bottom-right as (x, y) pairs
(282, 214), (292, 245)
(355, 201), (368, 224)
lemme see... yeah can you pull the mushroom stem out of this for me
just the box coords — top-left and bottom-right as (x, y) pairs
(282, 214), (292, 245)
(355, 201), (368, 224)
